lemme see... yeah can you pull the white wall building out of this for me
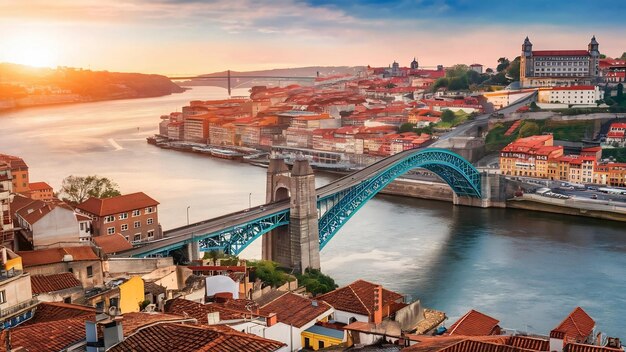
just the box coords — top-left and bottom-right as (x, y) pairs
(538, 85), (602, 105)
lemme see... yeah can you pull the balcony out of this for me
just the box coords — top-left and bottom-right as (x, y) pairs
(0, 298), (38, 320)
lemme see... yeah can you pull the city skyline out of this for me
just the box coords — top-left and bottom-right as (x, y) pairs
(1, 0), (625, 75)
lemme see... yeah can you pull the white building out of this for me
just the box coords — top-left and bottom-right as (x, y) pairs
(538, 85), (602, 105)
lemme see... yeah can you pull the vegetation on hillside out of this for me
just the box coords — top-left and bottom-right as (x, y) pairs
(295, 269), (338, 296)
(0, 63), (183, 100)
(246, 260), (337, 295)
(485, 119), (594, 152)
(602, 148), (626, 163)
(59, 175), (121, 204)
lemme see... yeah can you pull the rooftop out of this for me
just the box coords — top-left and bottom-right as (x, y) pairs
(31, 272), (82, 294)
(446, 309), (500, 336)
(259, 292), (333, 328)
(92, 233), (133, 254)
(17, 246), (100, 267)
(76, 192), (159, 216)
(550, 307), (595, 342)
(28, 181), (53, 191)
(317, 279), (404, 317)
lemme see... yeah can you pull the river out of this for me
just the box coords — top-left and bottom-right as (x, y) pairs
(1, 86), (624, 337)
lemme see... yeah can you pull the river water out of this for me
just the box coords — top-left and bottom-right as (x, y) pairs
(1, 87), (624, 337)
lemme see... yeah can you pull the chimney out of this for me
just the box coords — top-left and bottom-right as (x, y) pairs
(373, 285), (383, 325)
(1, 248), (7, 265)
(102, 317), (124, 350)
(267, 313), (277, 327)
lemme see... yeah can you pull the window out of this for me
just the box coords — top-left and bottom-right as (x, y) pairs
(319, 341), (325, 349)
(104, 215), (115, 223)
(132, 209), (141, 217)
(68, 268), (73, 274)
(121, 224), (128, 231)
(304, 338), (310, 348)
(80, 223), (84, 231)
(119, 213), (128, 220)
(147, 218), (154, 225)
(134, 221), (141, 229)
(0, 290), (6, 304)
(107, 227), (115, 235)
(87, 266), (93, 278)
(147, 230), (154, 239)
(133, 234), (141, 242)
(145, 207), (154, 214)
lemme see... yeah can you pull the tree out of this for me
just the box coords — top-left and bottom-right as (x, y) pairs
(441, 110), (456, 123)
(620, 52), (626, 60)
(485, 68), (494, 74)
(605, 97), (615, 106)
(496, 57), (510, 72)
(59, 175), (121, 204)
(445, 64), (469, 78)
(385, 82), (397, 89)
(529, 101), (540, 112)
(399, 123), (416, 133)
(600, 54), (607, 59)
(519, 121), (540, 137)
(247, 260), (292, 288)
(296, 268), (338, 296)
(506, 57), (521, 81)
(617, 83), (624, 99)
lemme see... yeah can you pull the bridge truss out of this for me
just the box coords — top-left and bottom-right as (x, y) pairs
(130, 148), (480, 258)
(316, 148), (481, 249)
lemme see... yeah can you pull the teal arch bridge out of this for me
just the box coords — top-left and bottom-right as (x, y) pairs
(117, 148), (481, 259)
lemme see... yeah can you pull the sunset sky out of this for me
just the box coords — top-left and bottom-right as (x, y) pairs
(1, 0), (625, 75)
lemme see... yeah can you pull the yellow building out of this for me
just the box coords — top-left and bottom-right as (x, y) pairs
(499, 135), (563, 178)
(87, 276), (145, 314)
(301, 324), (344, 351)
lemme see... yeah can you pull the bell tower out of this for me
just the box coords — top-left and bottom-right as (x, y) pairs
(520, 36), (533, 87)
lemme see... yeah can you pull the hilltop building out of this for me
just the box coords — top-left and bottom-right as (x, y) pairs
(0, 154), (29, 193)
(520, 36), (601, 87)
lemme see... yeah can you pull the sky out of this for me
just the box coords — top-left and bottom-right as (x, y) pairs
(0, 0), (625, 75)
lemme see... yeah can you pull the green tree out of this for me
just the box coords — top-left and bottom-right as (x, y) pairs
(59, 175), (121, 204)
(247, 260), (292, 288)
(599, 54), (607, 59)
(296, 269), (338, 296)
(446, 64), (469, 78)
(399, 123), (416, 133)
(496, 57), (510, 72)
(441, 110), (456, 123)
(432, 77), (449, 91)
(620, 52), (626, 60)
(485, 68), (494, 74)
(529, 101), (540, 112)
(617, 83), (624, 99)
(385, 83), (397, 89)
(507, 57), (521, 81)
(519, 121), (540, 137)
(605, 97), (615, 106)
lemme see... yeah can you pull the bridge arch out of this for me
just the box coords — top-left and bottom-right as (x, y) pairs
(317, 148), (481, 249)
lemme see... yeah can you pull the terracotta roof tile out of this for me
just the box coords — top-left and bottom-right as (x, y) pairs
(550, 307), (595, 342)
(22, 301), (96, 326)
(108, 323), (284, 352)
(507, 336), (550, 351)
(76, 192), (159, 216)
(446, 310), (500, 336)
(564, 342), (624, 352)
(318, 279), (404, 317)
(532, 50), (590, 57)
(0, 316), (92, 352)
(93, 233), (133, 254)
(29, 182), (53, 191)
(119, 312), (189, 336)
(259, 292), (332, 328)
(164, 298), (252, 322)
(31, 272), (82, 294)
(17, 246), (99, 267)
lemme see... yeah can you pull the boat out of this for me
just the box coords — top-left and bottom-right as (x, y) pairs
(210, 148), (244, 160)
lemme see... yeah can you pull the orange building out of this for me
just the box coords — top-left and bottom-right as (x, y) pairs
(499, 135), (564, 178)
(0, 154), (29, 193)
(27, 182), (54, 201)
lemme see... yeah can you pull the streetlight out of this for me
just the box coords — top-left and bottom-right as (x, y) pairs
(248, 193), (252, 209)
(186, 206), (190, 225)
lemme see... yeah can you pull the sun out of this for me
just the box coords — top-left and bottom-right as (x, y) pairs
(2, 31), (60, 68)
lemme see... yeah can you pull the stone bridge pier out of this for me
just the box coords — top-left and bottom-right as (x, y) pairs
(262, 157), (320, 273)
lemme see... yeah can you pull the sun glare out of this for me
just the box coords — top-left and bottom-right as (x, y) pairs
(2, 31), (60, 68)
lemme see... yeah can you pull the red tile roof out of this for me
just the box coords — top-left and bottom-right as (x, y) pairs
(317, 279), (403, 317)
(119, 312), (190, 336)
(15, 199), (53, 225)
(446, 310), (500, 336)
(551, 85), (596, 91)
(550, 307), (595, 342)
(76, 192), (159, 216)
(0, 317), (88, 352)
(21, 301), (96, 326)
(0, 153), (28, 170)
(532, 50), (590, 57)
(31, 272), (82, 294)
(564, 343), (624, 352)
(259, 292), (332, 328)
(507, 336), (550, 351)
(29, 181), (53, 191)
(164, 298), (253, 322)
(17, 246), (100, 267)
(93, 233), (133, 254)
(108, 323), (285, 352)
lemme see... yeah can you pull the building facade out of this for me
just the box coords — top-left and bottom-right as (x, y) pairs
(537, 85), (602, 105)
(0, 247), (38, 330)
(0, 163), (13, 248)
(520, 36), (600, 88)
(76, 192), (161, 243)
(0, 154), (29, 193)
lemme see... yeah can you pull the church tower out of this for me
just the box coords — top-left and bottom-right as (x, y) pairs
(410, 57), (419, 70)
(588, 36), (600, 79)
(520, 36), (533, 87)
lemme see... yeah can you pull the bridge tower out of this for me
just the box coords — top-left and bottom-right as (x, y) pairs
(263, 157), (320, 273)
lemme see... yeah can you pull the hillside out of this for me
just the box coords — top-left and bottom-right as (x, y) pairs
(0, 63), (184, 110)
